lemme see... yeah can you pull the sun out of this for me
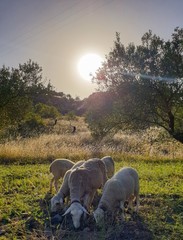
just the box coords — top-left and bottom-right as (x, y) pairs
(77, 53), (103, 81)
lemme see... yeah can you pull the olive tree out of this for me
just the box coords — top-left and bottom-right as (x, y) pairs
(0, 59), (52, 127)
(89, 27), (183, 143)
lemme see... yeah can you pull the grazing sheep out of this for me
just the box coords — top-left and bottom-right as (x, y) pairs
(49, 159), (74, 192)
(93, 167), (140, 224)
(62, 158), (107, 229)
(101, 156), (115, 178)
(51, 160), (85, 212)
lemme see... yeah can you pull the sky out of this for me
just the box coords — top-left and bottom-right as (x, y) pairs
(0, 0), (183, 99)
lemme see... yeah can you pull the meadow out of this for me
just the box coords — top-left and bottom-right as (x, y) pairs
(0, 117), (183, 239)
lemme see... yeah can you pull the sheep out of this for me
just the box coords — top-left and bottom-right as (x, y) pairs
(62, 158), (107, 229)
(93, 167), (140, 224)
(101, 156), (115, 178)
(49, 158), (74, 192)
(50, 160), (85, 212)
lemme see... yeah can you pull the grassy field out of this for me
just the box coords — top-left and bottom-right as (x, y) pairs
(0, 118), (183, 239)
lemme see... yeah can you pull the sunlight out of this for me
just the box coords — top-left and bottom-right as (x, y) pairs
(77, 53), (103, 81)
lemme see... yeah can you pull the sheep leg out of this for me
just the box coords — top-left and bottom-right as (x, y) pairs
(119, 201), (125, 221)
(88, 190), (97, 208)
(134, 183), (140, 212)
(54, 179), (59, 192)
(83, 191), (94, 210)
(50, 177), (55, 192)
(127, 195), (134, 213)
(82, 194), (90, 220)
(83, 191), (96, 219)
(135, 194), (140, 212)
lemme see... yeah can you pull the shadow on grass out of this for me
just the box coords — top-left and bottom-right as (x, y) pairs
(139, 193), (183, 240)
(35, 192), (183, 240)
(2, 192), (180, 239)
(37, 192), (153, 240)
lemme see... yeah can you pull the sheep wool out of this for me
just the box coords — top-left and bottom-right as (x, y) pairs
(62, 158), (107, 229)
(49, 158), (74, 192)
(50, 160), (85, 212)
(93, 167), (140, 224)
(101, 156), (115, 178)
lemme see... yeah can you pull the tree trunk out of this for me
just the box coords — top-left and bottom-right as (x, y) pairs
(168, 111), (183, 143)
(168, 110), (174, 134)
(172, 132), (183, 144)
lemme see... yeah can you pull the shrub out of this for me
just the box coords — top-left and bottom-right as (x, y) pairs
(18, 112), (46, 137)
(34, 103), (60, 119)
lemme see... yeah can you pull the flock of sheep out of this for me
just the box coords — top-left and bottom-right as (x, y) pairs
(49, 157), (140, 229)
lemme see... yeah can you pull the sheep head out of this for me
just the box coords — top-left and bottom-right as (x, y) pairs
(93, 207), (105, 224)
(51, 195), (64, 212)
(62, 202), (89, 229)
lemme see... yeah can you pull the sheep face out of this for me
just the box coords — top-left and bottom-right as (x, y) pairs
(62, 202), (88, 229)
(70, 207), (83, 229)
(51, 195), (64, 212)
(93, 208), (105, 224)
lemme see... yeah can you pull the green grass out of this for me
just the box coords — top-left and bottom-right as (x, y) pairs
(115, 159), (183, 239)
(0, 157), (182, 239)
(0, 164), (50, 239)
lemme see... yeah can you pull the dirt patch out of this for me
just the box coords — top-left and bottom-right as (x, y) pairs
(44, 193), (153, 240)
(50, 211), (153, 240)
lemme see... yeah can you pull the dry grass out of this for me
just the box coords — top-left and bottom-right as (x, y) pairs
(0, 117), (183, 164)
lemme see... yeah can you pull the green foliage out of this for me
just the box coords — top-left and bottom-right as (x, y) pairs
(90, 27), (183, 143)
(0, 97), (33, 128)
(84, 92), (118, 139)
(34, 103), (60, 119)
(65, 111), (77, 121)
(35, 90), (79, 115)
(18, 112), (46, 137)
(86, 110), (117, 140)
(0, 60), (53, 130)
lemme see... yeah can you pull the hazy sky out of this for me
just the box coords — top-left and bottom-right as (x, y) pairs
(0, 0), (183, 99)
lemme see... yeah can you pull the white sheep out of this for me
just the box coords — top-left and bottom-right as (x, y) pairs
(93, 167), (140, 224)
(62, 158), (107, 229)
(101, 156), (115, 178)
(49, 158), (74, 192)
(50, 160), (85, 212)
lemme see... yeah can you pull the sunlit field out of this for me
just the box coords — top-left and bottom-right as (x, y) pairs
(0, 117), (183, 164)
(0, 117), (183, 239)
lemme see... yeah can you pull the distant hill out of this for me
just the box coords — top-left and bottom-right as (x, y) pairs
(32, 90), (114, 116)
(33, 90), (80, 115)
(77, 91), (115, 115)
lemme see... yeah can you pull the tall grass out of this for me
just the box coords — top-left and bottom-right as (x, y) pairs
(0, 117), (182, 164)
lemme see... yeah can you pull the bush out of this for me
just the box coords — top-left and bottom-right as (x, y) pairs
(18, 112), (46, 137)
(65, 111), (77, 121)
(34, 103), (60, 119)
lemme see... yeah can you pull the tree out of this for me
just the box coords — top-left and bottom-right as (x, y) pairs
(84, 92), (117, 139)
(89, 27), (183, 143)
(0, 60), (53, 127)
(34, 103), (60, 119)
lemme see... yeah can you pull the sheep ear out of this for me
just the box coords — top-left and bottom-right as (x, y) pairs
(82, 206), (89, 215)
(62, 206), (72, 216)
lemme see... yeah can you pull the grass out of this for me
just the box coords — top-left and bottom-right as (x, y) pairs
(0, 117), (183, 164)
(0, 118), (183, 239)
(115, 159), (183, 239)
(0, 158), (182, 239)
